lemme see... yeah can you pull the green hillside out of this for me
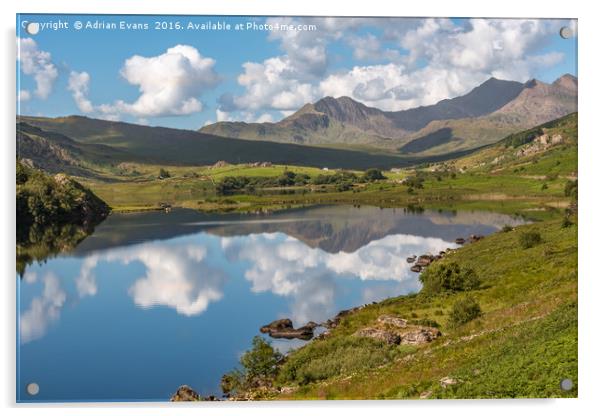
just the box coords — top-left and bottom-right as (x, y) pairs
(17, 116), (476, 170)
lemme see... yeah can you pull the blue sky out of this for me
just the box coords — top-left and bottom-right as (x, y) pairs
(17, 15), (577, 130)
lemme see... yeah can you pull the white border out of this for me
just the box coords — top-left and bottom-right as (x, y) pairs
(2, 1), (600, 415)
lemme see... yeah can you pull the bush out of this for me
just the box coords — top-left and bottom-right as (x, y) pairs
(519, 231), (542, 249)
(403, 176), (424, 189)
(419, 262), (481, 294)
(276, 336), (400, 386)
(448, 295), (482, 327)
(221, 336), (283, 396)
(158, 168), (171, 179)
(501, 225), (514, 233)
(362, 168), (386, 181)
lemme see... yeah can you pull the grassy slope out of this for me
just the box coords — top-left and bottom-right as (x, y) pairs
(19, 116), (458, 170)
(273, 218), (577, 399)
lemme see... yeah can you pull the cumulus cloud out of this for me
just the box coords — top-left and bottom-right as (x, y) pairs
(17, 37), (58, 99)
(72, 45), (221, 119)
(20, 273), (66, 344)
(67, 71), (94, 113)
(230, 56), (318, 112)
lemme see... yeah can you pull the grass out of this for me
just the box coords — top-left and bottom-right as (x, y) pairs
(265, 217), (577, 399)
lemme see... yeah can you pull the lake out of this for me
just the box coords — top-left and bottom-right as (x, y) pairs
(17, 205), (527, 402)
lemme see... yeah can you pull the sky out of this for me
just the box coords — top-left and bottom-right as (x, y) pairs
(16, 15), (577, 130)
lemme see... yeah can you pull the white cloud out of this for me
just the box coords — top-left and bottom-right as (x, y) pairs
(255, 113), (274, 123)
(231, 56), (318, 112)
(18, 90), (31, 102)
(75, 45), (220, 120)
(17, 37), (58, 99)
(67, 71), (94, 113)
(20, 273), (66, 343)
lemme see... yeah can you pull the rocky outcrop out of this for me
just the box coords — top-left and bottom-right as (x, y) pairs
(400, 327), (441, 345)
(377, 315), (408, 328)
(170, 385), (200, 402)
(354, 328), (401, 345)
(260, 319), (314, 340)
(355, 315), (442, 346)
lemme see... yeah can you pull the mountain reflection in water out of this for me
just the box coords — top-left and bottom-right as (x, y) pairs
(17, 205), (526, 401)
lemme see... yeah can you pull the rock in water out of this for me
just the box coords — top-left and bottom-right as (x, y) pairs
(260, 318), (314, 340)
(170, 385), (200, 401)
(260, 318), (293, 334)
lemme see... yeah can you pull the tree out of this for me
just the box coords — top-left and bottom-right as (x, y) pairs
(362, 168), (386, 181)
(419, 262), (480, 294)
(221, 336), (283, 397)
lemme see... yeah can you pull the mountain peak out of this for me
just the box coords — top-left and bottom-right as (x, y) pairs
(553, 73), (578, 92)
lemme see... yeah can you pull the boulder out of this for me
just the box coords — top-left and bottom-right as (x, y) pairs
(355, 327), (401, 345)
(455, 238), (465, 245)
(377, 315), (408, 328)
(269, 326), (314, 340)
(439, 377), (458, 388)
(468, 234), (484, 243)
(411, 265), (422, 273)
(170, 385), (200, 402)
(260, 318), (293, 334)
(406, 255), (417, 263)
(416, 255), (433, 267)
(260, 318), (314, 340)
(400, 327), (441, 345)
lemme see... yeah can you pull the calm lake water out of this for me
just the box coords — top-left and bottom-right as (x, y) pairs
(17, 205), (526, 402)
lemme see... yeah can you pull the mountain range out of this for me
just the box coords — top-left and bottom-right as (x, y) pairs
(17, 74), (576, 172)
(200, 74), (577, 155)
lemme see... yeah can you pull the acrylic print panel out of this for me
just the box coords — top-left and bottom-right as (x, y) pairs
(16, 14), (578, 402)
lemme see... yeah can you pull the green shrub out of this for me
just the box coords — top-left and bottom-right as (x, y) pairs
(519, 231), (542, 249)
(158, 168), (171, 179)
(419, 262), (481, 294)
(362, 168), (386, 181)
(448, 295), (482, 327)
(221, 336), (283, 396)
(501, 225), (514, 233)
(403, 176), (424, 189)
(277, 336), (402, 386)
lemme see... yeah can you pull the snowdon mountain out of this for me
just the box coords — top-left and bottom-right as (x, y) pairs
(200, 74), (577, 155)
